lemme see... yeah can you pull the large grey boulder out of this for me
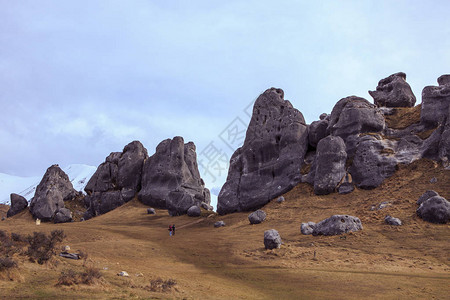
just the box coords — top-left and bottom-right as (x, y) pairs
(54, 208), (72, 223)
(349, 136), (397, 189)
(308, 118), (329, 148)
(248, 210), (266, 224)
(311, 215), (363, 236)
(417, 196), (450, 224)
(369, 72), (416, 107)
(187, 205), (201, 217)
(417, 190), (439, 205)
(85, 141), (148, 202)
(264, 229), (282, 250)
(218, 88), (308, 214)
(327, 96), (385, 142)
(313, 136), (347, 195)
(421, 74), (450, 126)
(138, 137), (210, 216)
(29, 165), (77, 221)
(7, 193), (28, 217)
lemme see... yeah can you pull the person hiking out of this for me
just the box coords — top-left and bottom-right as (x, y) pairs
(168, 225), (173, 236)
(172, 224), (176, 236)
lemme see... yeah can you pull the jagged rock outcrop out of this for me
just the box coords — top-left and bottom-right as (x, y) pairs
(84, 141), (148, 218)
(313, 136), (347, 195)
(7, 193), (28, 218)
(138, 137), (210, 216)
(217, 88), (308, 215)
(349, 136), (397, 189)
(417, 195), (450, 224)
(310, 215), (363, 236)
(421, 74), (450, 126)
(248, 210), (266, 224)
(369, 72), (416, 107)
(264, 229), (282, 249)
(29, 165), (77, 221)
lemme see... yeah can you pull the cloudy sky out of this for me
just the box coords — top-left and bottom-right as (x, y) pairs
(1, 1), (449, 207)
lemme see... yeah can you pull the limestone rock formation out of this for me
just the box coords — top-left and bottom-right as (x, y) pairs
(248, 210), (266, 224)
(7, 193), (28, 218)
(29, 165), (77, 221)
(313, 136), (347, 195)
(349, 136), (397, 189)
(300, 222), (316, 235)
(138, 137), (210, 216)
(84, 141), (148, 218)
(421, 74), (450, 126)
(308, 118), (329, 148)
(311, 215), (363, 236)
(417, 196), (450, 224)
(264, 229), (282, 250)
(369, 72), (416, 107)
(217, 88), (308, 214)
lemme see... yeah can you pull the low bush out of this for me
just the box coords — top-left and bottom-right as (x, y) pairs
(57, 266), (103, 286)
(146, 277), (177, 292)
(26, 230), (66, 264)
(0, 257), (17, 271)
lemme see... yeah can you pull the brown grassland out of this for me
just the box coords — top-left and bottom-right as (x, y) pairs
(0, 159), (449, 299)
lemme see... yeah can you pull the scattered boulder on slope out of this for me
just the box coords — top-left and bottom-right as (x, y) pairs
(147, 208), (156, 215)
(248, 210), (266, 224)
(214, 221), (226, 228)
(301, 222), (316, 235)
(218, 88), (308, 214)
(29, 165), (77, 221)
(187, 206), (201, 217)
(54, 208), (73, 223)
(138, 137), (210, 216)
(417, 196), (450, 224)
(417, 190), (440, 205)
(384, 215), (402, 226)
(7, 193), (28, 217)
(369, 72), (416, 107)
(264, 229), (282, 250)
(310, 215), (363, 236)
(421, 74), (450, 126)
(313, 136), (347, 195)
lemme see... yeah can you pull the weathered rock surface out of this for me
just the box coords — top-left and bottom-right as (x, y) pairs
(417, 196), (450, 224)
(138, 137), (210, 216)
(369, 72), (416, 107)
(349, 136), (397, 189)
(264, 229), (282, 249)
(421, 74), (450, 126)
(308, 119), (329, 148)
(313, 136), (347, 195)
(54, 208), (72, 223)
(30, 165), (77, 221)
(384, 215), (402, 226)
(214, 221), (225, 227)
(218, 88), (308, 214)
(301, 222), (316, 235)
(7, 193), (28, 218)
(311, 215), (363, 236)
(338, 182), (354, 194)
(417, 190), (439, 205)
(187, 206), (201, 217)
(248, 210), (266, 224)
(83, 191), (124, 220)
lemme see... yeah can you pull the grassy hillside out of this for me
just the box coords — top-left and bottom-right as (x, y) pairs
(0, 159), (449, 299)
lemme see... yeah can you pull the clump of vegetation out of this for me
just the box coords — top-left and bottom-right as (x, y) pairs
(146, 277), (177, 292)
(57, 266), (103, 286)
(0, 257), (17, 271)
(26, 230), (66, 264)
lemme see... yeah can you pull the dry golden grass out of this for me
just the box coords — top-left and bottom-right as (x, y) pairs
(384, 105), (421, 129)
(0, 159), (449, 299)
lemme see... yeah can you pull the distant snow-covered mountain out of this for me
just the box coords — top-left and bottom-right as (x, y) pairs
(0, 164), (96, 205)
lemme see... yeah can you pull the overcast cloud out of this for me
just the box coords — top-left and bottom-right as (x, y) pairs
(1, 1), (449, 208)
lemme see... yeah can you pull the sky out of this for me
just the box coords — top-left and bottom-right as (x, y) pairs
(1, 1), (449, 208)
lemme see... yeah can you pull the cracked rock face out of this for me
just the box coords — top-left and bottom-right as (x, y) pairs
(30, 165), (77, 221)
(217, 88), (308, 215)
(369, 72), (416, 107)
(138, 137), (210, 216)
(421, 74), (450, 126)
